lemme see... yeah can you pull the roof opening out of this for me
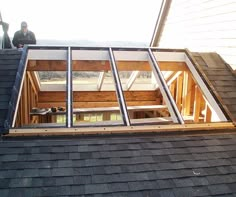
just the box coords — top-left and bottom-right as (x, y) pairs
(9, 46), (231, 135)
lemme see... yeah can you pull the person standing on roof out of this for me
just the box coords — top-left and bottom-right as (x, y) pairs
(12, 21), (36, 48)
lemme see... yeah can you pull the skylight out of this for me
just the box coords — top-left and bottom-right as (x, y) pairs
(11, 46), (229, 131)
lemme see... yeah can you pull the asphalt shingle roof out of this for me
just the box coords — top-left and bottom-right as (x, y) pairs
(0, 49), (22, 132)
(0, 133), (236, 196)
(192, 52), (236, 122)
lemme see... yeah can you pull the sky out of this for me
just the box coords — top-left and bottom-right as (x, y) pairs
(0, 0), (162, 44)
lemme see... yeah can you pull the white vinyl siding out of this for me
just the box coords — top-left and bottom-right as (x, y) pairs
(157, 0), (236, 70)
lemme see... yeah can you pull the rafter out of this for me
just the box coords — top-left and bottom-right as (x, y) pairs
(167, 71), (182, 86)
(154, 71), (182, 90)
(97, 72), (105, 91)
(126, 71), (140, 90)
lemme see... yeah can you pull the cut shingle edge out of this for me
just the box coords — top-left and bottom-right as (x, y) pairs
(187, 50), (236, 124)
(185, 49), (235, 124)
(2, 47), (28, 134)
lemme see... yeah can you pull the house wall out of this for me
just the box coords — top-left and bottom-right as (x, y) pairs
(154, 0), (236, 70)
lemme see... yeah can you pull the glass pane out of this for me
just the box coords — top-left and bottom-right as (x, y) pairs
(101, 71), (116, 91)
(156, 57), (216, 123)
(113, 50), (175, 125)
(73, 71), (99, 91)
(119, 71), (132, 90)
(15, 69), (67, 128)
(72, 50), (123, 126)
(38, 71), (66, 85)
(130, 71), (156, 90)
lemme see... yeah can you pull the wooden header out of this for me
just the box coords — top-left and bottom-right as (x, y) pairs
(27, 60), (188, 72)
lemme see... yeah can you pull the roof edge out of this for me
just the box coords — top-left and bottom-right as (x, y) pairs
(150, 0), (172, 47)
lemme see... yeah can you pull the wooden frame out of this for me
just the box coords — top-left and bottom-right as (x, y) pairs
(12, 46), (230, 132)
(185, 52), (228, 121)
(9, 122), (235, 136)
(148, 49), (183, 124)
(27, 60), (188, 71)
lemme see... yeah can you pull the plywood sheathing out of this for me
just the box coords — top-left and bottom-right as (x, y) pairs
(191, 52), (236, 123)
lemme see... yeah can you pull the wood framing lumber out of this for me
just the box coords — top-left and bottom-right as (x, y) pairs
(126, 71), (140, 90)
(193, 85), (201, 122)
(97, 72), (105, 91)
(37, 101), (160, 108)
(27, 60), (188, 71)
(9, 122), (235, 136)
(204, 104), (212, 123)
(182, 72), (193, 116)
(30, 105), (168, 115)
(176, 73), (183, 111)
(38, 91), (159, 102)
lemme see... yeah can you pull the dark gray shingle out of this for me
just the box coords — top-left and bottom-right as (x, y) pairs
(0, 133), (236, 196)
(0, 49), (22, 132)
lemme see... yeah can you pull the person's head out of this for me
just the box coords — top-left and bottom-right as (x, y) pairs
(21, 21), (28, 33)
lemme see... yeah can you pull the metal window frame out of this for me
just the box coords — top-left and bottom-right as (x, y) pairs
(66, 47), (73, 127)
(184, 51), (228, 121)
(148, 48), (184, 124)
(8, 45), (230, 133)
(108, 48), (130, 126)
(10, 46), (29, 129)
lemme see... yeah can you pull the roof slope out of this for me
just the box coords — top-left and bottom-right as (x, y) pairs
(0, 133), (236, 196)
(192, 52), (236, 122)
(0, 50), (22, 133)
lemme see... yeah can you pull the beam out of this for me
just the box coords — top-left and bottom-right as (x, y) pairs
(154, 71), (177, 90)
(33, 105), (168, 114)
(182, 71), (188, 115)
(31, 71), (41, 92)
(10, 122), (235, 136)
(193, 85), (201, 123)
(169, 80), (176, 98)
(97, 72), (105, 91)
(37, 101), (159, 108)
(38, 91), (159, 102)
(27, 60), (188, 71)
(176, 73), (183, 111)
(66, 47), (73, 127)
(126, 71), (140, 90)
(27, 72), (38, 94)
(23, 77), (28, 124)
(167, 71), (182, 86)
(108, 48), (130, 126)
(183, 72), (193, 116)
(148, 49), (184, 124)
(117, 61), (151, 71)
(204, 104), (212, 123)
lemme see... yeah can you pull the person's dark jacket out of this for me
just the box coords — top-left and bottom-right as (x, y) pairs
(12, 30), (36, 48)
